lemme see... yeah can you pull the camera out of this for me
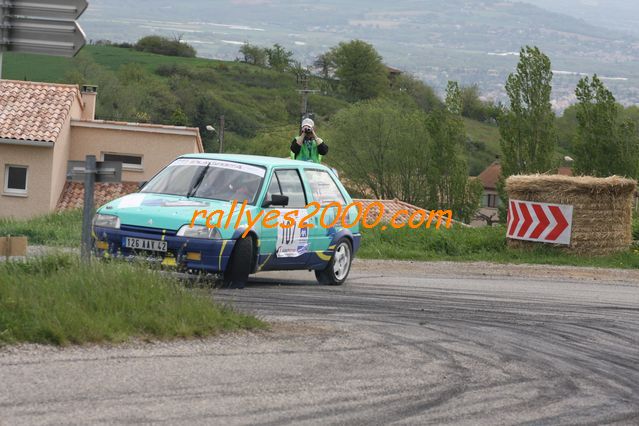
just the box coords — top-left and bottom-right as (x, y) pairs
(304, 127), (313, 134)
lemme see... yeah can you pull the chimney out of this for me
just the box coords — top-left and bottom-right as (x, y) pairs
(80, 85), (98, 121)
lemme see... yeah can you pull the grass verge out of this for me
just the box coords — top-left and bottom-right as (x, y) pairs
(359, 225), (639, 269)
(0, 254), (265, 346)
(0, 209), (82, 247)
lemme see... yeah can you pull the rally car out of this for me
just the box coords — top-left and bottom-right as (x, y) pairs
(92, 154), (361, 287)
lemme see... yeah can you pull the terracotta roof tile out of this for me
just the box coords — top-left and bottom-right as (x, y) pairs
(0, 79), (81, 143)
(478, 161), (501, 190)
(57, 181), (139, 211)
(353, 199), (468, 226)
(477, 161), (574, 190)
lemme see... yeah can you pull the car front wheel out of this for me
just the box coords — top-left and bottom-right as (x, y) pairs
(222, 237), (253, 289)
(315, 238), (352, 286)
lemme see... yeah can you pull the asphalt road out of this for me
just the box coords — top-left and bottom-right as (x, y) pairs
(1, 260), (639, 425)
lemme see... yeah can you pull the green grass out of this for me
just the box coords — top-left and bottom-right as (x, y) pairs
(0, 210), (82, 247)
(463, 118), (501, 175)
(3, 46), (240, 82)
(0, 254), (265, 346)
(359, 225), (639, 269)
(3, 51), (74, 83)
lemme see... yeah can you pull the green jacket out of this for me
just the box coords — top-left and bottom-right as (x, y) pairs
(290, 136), (327, 163)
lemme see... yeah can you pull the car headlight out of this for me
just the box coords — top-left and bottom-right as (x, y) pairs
(93, 214), (121, 229)
(176, 225), (221, 239)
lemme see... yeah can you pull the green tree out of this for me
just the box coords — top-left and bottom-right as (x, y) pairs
(459, 84), (501, 122)
(313, 52), (334, 79)
(573, 74), (639, 178)
(330, 94), (481, 222)
(265, 44), (293, 72)
(499, 46), (556, 176)
(498, 46), (557, 219)
(170, 107), (188, 126)
(391, 74), (443, 112)
(329, 99), (432, 203)
(239, 43), (267, 67)
(329, 40), (389, 101)
(426, 82), (482, 222)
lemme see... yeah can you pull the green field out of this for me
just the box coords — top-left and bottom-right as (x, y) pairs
(4, 46), (255, 82)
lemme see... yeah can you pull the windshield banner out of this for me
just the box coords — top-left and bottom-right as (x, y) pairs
(170, 158), (266, 177)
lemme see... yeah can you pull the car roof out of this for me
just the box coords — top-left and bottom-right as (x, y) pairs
(178, 153), (332, 171)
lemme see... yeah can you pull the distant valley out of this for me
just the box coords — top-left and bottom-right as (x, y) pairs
(79, 0), (639, 109)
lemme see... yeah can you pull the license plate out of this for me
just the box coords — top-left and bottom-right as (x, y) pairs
(124, 237), (167, 252)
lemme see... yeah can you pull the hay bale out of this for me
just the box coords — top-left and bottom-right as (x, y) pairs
(505, 174), (637, 255)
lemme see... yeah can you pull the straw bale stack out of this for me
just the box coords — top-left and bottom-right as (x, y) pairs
(506, 174), (636, 255)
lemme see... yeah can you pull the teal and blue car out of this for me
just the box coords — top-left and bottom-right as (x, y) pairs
(92, 154), (361, 288)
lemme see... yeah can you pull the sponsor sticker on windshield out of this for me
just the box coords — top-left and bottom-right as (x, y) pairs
(170, 158), (265, 177)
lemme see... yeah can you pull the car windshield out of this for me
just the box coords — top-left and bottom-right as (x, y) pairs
(141, 158), (266, 204)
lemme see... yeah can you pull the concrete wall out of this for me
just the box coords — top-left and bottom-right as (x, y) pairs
(0, 144), (54, 219)
(69, 124), (201, 182)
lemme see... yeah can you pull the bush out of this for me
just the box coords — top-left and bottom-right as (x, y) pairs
(134, 35), (196, 58)
(0, 254), (265, 345)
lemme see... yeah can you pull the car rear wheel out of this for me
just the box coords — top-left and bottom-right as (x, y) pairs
(222, 237), (253, 289)
(315, 238), (352, 286)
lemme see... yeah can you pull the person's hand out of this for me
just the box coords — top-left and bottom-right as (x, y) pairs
(296, 136), (303, 146)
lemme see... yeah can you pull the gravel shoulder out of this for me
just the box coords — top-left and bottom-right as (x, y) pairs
(352, 258), (639, 284)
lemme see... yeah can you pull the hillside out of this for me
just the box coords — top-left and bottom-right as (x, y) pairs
(2, 45), (501, 175)
(520, 0), (639, 37)
(78, 0), (639, 108)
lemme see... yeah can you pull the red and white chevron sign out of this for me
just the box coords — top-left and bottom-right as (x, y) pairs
(507, 200), (573, 245)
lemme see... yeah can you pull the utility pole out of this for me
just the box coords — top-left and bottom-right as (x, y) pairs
(81, 155), (96, 263)
(219, 115), (225, 153)
(297, 72), (319, 121)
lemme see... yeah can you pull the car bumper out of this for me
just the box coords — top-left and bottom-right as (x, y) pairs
(93, 226), (235, 273)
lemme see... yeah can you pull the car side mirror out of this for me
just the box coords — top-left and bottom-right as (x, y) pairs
(138, 181), (147, 190)
(263, 194), (289, 208)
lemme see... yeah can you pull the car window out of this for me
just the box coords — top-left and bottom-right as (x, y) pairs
(140, 163), (202, 196)
(304, 169), (346, 205)
(194, 167), (262, 204)
(141, 158), (265, 204)
(275, 169), (306, 208)
(265, 173), (282, 202)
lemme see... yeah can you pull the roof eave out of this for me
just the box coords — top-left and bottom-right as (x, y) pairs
(0, 138), (54, 147)
(71, 120), (201, 138)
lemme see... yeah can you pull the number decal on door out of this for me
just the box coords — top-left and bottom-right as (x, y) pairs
(276, 210), (308, 258)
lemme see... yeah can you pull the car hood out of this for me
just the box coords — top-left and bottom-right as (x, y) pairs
(97, 192), (259, 235)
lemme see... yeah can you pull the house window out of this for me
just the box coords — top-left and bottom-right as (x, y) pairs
(102, 153), (143, 170)
(487, 194), (498, 208)
(4, 165), (28, 195)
